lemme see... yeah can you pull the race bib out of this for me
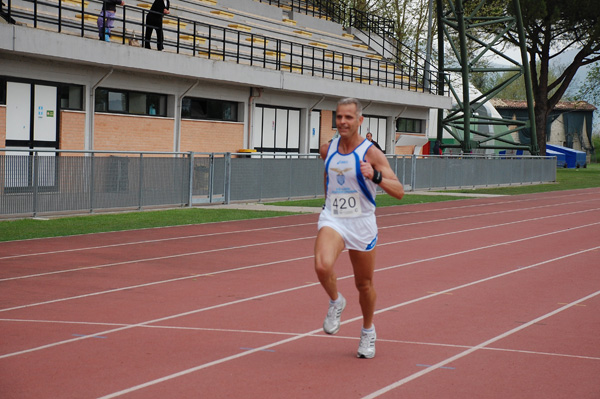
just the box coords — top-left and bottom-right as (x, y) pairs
(331, 192), (361, 218)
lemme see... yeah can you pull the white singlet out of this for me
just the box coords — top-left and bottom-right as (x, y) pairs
(318, 137), (378, 251)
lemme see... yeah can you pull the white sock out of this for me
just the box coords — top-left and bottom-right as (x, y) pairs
(362, 326), (375, 333)
(330, 294), (343, 305)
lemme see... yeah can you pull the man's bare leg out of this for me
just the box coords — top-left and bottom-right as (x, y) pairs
(314, 227), (345, 300)
(349, 249), (377, 329)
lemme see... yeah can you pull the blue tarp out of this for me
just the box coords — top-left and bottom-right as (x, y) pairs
(546, 144), (587, 168)
(546, 149), (567, 168)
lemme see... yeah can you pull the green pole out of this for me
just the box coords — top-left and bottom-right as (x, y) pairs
(513, 0), (538, 155)
(456, 0), (472, 153)
(436, 0), (445, 146)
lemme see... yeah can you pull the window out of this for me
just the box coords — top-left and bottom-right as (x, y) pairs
(252, 105), (300, 153)
(2, 79), (83, 109)
(58, 84), (83, 110)
(181, 97), (238, 121)
(361, 115), (387, 152)
(397, 118), (423, 133)
(95, 88), (167, 116)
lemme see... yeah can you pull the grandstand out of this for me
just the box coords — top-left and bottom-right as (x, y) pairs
(1, 0), (451, 156)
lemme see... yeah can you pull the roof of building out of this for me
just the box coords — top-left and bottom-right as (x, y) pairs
(490, 98), (597, 111)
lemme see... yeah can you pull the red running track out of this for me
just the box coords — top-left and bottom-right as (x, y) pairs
(1, 188), (599, 398)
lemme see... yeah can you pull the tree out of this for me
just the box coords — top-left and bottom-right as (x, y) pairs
(476, 64), (562, 101)
(373, 0), (432, 56)
(576, 62), (600, 135)
(577, 62), (600, 108)
(503, 0), (600, 154)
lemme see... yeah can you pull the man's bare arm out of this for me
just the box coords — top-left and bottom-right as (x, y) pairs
(360, 147), (404, 200)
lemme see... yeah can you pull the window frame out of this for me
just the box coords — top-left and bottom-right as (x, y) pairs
(95, 87), (168, 117)
(396, 117), (424, 134)
(181, 96), (239, 122)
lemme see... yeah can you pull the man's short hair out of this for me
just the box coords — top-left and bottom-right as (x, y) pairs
(337, 97), (363, 117)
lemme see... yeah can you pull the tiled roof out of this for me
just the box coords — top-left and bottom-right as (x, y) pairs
(490, 98), (597, 111)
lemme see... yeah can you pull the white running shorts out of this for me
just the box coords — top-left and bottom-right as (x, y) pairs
(317, 208), (378, 251)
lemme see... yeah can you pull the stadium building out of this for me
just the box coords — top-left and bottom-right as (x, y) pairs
(0, 0), (451, 156)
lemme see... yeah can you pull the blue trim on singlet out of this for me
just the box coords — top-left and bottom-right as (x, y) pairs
(354, 143), (376, 206)
(323, 140), (338, 194)
(325, 137), (376, 208)
(365, 234), (378, 250)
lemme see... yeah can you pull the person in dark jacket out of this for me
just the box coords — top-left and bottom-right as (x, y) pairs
(144, 0), (170, 50)
(366, 132), (382, 152)
(97, 0), (125, 41)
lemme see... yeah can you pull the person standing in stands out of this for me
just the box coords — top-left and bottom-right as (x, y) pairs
(366, 131), (382, 152)
(315, 98), (404, 358)
(97, 0), (125, 41)
(144, 0), (170, 51)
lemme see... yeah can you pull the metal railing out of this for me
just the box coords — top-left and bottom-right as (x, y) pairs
(0, 149), (556, 217)
(256, 0), (440, 94)
(4, 0), (442, 94)
(256, 0), (347, 25)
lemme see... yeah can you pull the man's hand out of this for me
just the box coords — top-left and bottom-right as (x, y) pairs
(359, 160), (374, 181)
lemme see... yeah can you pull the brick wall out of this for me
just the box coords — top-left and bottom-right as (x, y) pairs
(94, 114), (175, 152)
(320, 110), (336, 146)
(180, 120), (244, 153)
(60, 111), (86, 150)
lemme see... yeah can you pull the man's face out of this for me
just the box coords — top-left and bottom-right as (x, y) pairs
(336, 104), (363, 138)
(366, 133), (373, 141)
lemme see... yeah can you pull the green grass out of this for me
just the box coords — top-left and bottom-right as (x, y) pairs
(2, 163), (598, 242)
(1, 208), (297, 242)
(1, 195), (468, 242)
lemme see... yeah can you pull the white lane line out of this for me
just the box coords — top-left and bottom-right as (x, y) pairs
(0, 255), (317, 312)
(362, 288), (600, 399)
(0, 282), (321, 360)
(1, 229), (597, 364)
(3, 319), (599, 362)
(0, 211), (600, 312)
(2, 200), (598, 283)
(1, 215), (598, 314)
(96, 328), (324, 399)
(95, 246), (600, 399)
(0, 223), (316, 261)
(2, 190), (596, 261)
(0, 236), (315, 282)
(380, 190), (599, 219)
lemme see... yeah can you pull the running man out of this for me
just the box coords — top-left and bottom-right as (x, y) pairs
(314, 97), (404, 358)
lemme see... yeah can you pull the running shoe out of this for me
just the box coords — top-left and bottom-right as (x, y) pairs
(323, 294), (346, 334)
(357, 326), (376, 359)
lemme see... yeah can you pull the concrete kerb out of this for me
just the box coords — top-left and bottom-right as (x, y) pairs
(206, 203), (322, 213)
(204, 191), (506, 213)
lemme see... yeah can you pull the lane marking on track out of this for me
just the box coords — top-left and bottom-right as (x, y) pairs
(557, 302), (586, 307)
(4, 318), (600, 362)
(362, 288), (600, 399)
(2, 202), (598, 283)
(1, 229), (598, 367)
(416, 364), (455, 370)
(2, 190), (597, 261)
(1, 210), (599, 314)
(378, 197), (599, 231)
(95, 246), (600, 399)
(1, 215), (599, 315)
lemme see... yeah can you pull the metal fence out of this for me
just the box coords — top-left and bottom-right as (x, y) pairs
(0, 149), (556, 217)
